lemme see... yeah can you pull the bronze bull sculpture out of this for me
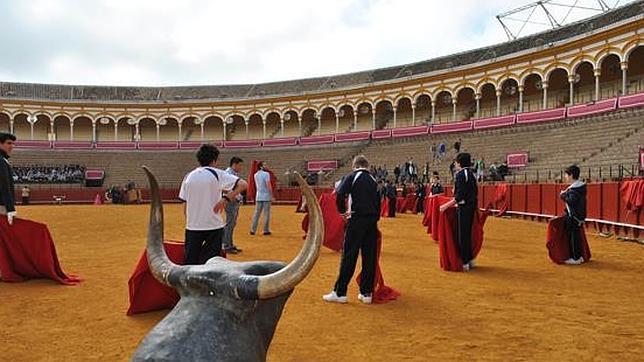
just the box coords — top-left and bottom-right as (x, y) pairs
(132, 167), (323, 361)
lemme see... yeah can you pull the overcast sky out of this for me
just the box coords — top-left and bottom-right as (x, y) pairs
(0, 0), (632, 86)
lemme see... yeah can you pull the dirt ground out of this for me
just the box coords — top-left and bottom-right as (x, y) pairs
(0, 204), (643, 362)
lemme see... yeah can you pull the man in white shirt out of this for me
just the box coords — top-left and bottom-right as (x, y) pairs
(179, 144), (248, 264)
(250, 161), (274, 235)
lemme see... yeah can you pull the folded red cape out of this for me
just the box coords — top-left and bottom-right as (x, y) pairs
(429, 195), (452, 241)
(0, 217), (81, 285)
(302, 192), (399, 303)
(127, 241), (184, 315)
(546, 216), (592, 264)
(396, 194), (417, 214)
(437, 207), (487, 272)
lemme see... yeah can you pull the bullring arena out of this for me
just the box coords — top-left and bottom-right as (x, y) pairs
(1, 1), (644, 361)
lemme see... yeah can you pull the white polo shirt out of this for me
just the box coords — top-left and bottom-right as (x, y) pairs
(179, 166), (239, 231)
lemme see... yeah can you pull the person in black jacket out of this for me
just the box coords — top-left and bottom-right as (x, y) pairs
(415, 182), (426, 214)
(323, 155), (380, 305)
(430, 172), (444, 195)
(386, 179), (397, 218)
(560, 165), (587, 265)
(0, 132), (17, 225)
(440, 153), (478, 271)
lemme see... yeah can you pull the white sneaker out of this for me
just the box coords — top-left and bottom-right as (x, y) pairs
(322, 291), (347, 304)
(468, 260), (476, 269)
(564, 258), (580, 265)
(576, 257), (585, 264)
(462, 263), (470, 271)
(358, 294), (372, 304)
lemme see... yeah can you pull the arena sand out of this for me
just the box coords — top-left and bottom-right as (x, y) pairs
(0, 204), (643, 361)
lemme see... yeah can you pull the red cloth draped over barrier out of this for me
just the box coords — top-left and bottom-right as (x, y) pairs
(429, 196), (452, 241)
(546, 217), (592, 264)
(620, 179), (644, 213)
(246, 160), (277, 202)
(380, 199), (389, 217)
(0, 217), (80, 285)
(396, 194), (417, 213)
(127, 241), (184, 315)
(489, 183), (509, 216)
(437, 207), (487, 272)
(301, 192), (399, 303)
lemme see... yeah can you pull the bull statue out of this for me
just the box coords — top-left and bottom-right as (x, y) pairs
(132, 167), (323, 362)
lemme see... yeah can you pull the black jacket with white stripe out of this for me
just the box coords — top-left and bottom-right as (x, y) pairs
(335, 168), (380, 219)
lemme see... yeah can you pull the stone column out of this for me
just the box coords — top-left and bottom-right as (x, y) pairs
(317, 116), (321, 135)
(430, 100), (436, 124)
(621, 61), (628, 95)
(542, 81), (549, 110)
(50, 121), (55, 141)
(70, 120), (75, 141)
(93, 120), (98, 142)
(177, 122), (182, 142)
(335, 113), (339, 133)
(262, 120), (267, 139)
(245, 121), (249, 139)
(518, 85), (524, 113)
(156, 123), (160, 141)
(393, 107), (397, 128)
(280, 118), (285, 137)
(496, 89), (502, 116)
(568, 75), (576, 106)
(371, 109), (376, 130)
(114, 120), (119, 141)
(594, 68), (601, 101)
(475, 93), (481, 119)
(353, 109), (358, 131)
(222, 122), (227, 141)
(411, 103), (416, 126)
(200, 122), (205, 141)
(452, 100), (457, 121)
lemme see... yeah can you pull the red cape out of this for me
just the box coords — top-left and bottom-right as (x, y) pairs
(301, 193), (344, 252)
(0, 217), (81, 285)
(546, 216), (592, 264)
(247, 160), (277, 202)
(620, 179), (644, 213)
(380, 199), (389, 218)
(302, 192), (400, 303)
(356, 230), (401, 304)
(437, 207), (487, 272)
(489, 183), (509, 216)
(127, 241), (184, 315)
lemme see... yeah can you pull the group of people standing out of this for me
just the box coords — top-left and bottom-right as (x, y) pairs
(178, 145), (274, 261)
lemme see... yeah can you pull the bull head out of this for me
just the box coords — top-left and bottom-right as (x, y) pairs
(132, 167), (323, 362)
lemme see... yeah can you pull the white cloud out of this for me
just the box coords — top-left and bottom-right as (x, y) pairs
(0, 0), (635, 86)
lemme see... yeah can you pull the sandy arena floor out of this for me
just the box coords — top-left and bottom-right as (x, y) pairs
(0, 204), (643, 361)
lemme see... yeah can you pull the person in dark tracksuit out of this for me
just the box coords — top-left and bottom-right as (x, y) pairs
(430, 172), (444, 195)
(323, 155), (380, 305)
(0, 133), (17, 225)
(385, 179), (397, 218)
(441, 153), (478, 271)
(560, 165), (587, 265)
(415, 182), (426, 214)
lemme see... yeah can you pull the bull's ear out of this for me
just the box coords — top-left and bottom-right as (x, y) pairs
(240, 261), (287, 276)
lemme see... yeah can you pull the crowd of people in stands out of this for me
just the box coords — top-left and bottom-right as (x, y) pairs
(12, 164), (85, 184)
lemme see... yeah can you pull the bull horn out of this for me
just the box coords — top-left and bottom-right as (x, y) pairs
(235, 172), (323, 299)
(143, 166), (186, 287)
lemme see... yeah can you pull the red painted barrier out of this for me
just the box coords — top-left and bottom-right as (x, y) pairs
(430, 121), (472, 134)
(179, 140), (222, 149)
(526, 184), (541, 214)
(516, 108), (566, 124)
(14, 140), (52, 149)
(618, 92), (644, 109)
(371, 129), (392, 139)
(224, 140), (262, 148)
(299, 134), (335, 145)
(262, 137), (298, 147)
(472, 115), (515, 130)
(334, 131), (370, 143)
(392, 125), (429, 138)
(567, 98), (617, 117)
(53, 141), (93, 150)
(138, 141), (179, 150)
(96, 141), (137, 150)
